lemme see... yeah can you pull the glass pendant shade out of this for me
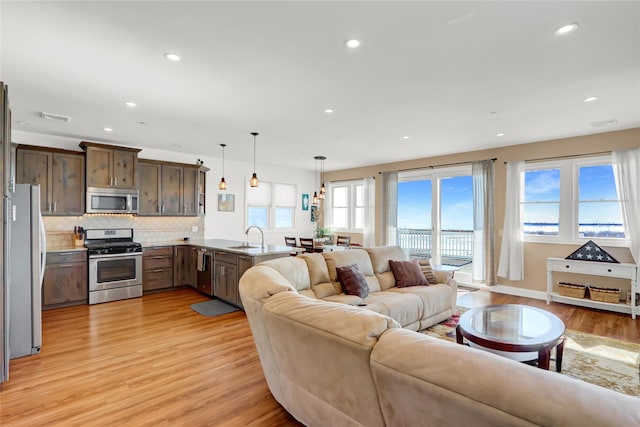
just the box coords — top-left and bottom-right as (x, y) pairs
(249, 132), (259, 187)
(312, 191), (319, 205)
(250, 172), (259, 188)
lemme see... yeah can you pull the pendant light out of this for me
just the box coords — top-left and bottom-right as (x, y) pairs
(312, 156), (323, 206)
(318, 156), (327, 200)
(249, 132), (259, 187)
(218, 143), (227, 191)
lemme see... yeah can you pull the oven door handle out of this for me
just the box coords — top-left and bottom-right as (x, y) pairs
(89, 252), (143, 260)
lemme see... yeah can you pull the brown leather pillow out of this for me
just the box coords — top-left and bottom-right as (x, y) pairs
(336, 264), (369, 298)
(418, 258), (438, 284)
(389, 259), (429, 288)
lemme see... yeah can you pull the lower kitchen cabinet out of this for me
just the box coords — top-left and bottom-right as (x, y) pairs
(174, 245), (196, 287)
(43, 251), (87, 309)
(214, 252), (238, 305)
(143, 246), (174, 292)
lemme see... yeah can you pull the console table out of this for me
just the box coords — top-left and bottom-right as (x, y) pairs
(546, 258), (639, 319)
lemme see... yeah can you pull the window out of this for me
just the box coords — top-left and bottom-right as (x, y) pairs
(246, 182), (297, 230)
(331, 180), (364, 231)
(523, 156), (625, 242)
(397, 166), (473, 265)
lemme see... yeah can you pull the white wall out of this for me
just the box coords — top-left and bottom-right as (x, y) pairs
(12, 130), (318, 245)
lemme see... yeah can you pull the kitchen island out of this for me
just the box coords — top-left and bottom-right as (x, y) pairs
(141, 239), (296, 307)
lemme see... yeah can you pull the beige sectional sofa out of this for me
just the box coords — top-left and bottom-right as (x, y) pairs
(239, 246), (640, 427)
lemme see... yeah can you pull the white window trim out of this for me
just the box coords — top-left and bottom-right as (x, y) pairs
(246, 181), (297, 231)
(331, 179), (364, 233)
(523, 155), (629, 247)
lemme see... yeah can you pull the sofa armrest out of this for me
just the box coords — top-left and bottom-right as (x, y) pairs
(434, 269), (457, 311)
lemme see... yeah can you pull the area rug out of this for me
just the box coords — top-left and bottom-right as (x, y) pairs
(190, 299), (239, 317)
(423, 307), (640, 397)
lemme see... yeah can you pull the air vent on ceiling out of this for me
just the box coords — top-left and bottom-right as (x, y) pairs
(589, 119), (617, 127)
(40, 112), (71, 123)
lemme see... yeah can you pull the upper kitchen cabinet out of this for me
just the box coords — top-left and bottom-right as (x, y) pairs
(16, 146), (85, 215)
(138, 159), (207, 216)
(80, 141), (140, 189)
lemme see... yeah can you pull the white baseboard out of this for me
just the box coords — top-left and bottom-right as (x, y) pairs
(489, 284), (547, 301)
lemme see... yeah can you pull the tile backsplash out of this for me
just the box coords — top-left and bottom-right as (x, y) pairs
(44, 215), (205, 248)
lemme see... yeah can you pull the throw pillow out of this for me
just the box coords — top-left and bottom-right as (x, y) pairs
(418, 258), (438, 284)
(389, 259), (429, 288)
(336, 264), (369, 298)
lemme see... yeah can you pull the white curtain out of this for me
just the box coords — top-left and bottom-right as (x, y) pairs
(363, 177), (376, 248)
(379, 171), (398, 246)
(472, 160), (496, 285)
(613, 148), (640, 264)
(323, 181), (334, 231)
(497, 161), (525, 280)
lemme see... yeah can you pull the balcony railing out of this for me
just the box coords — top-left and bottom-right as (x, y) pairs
(398, 228), (473, 266)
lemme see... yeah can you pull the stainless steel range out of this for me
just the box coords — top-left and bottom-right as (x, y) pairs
(85, 228), (142, 304)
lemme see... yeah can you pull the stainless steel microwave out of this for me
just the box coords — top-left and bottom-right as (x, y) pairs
(86, 187), (139, 214)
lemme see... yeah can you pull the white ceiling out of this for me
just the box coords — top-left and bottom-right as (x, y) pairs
(2, 1), (639, 172)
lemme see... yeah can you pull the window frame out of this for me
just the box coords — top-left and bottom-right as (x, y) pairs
(522, 155), (627, 246)
(330, 179), (365, 232)
(246, 181), (297, 231)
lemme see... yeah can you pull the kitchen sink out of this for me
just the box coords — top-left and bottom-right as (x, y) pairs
(227, 245), (260, 249)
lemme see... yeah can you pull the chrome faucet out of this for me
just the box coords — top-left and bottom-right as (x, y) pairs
(245, 225), (264, 248)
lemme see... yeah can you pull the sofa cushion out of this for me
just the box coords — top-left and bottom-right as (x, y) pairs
(366, 246), (408, 290)
(259, 256), (312, 292)
(418, 258), (438, 284)
(323, 249), (381, 293)
(365, 291), (423, 330)
(336, 264), (370, 298)
(389, 259), (429, 288)
(300, 253), (341, 298)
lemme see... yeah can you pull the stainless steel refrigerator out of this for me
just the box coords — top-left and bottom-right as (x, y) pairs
(1, 81), (11, 385)
(8, 184), (46, 360)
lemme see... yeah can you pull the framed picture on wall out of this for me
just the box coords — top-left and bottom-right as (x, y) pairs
(302, 193), (309, 211)
(311, 205), (318, 222)
(218, 194), (235, 212)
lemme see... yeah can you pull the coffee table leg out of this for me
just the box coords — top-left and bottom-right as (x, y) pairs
(456, 324), (463, 344)
(538, 345), (551, 370)
(556, 338), (565, 373)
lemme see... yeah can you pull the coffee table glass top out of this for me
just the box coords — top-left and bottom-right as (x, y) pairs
(460, 304), (565, 345)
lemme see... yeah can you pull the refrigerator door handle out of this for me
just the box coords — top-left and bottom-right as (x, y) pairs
(39, 212), (46, 285)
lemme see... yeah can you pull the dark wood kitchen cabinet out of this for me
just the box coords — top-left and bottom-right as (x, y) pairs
(174, 245), (196, 287)
(213, 251), (238, 306)
(43, 251), (87, 309)
(142, 246), (174, 292)
(80, 141), (140, 189)
(138, 159), (207, 216)
(16, 146), (85, 215)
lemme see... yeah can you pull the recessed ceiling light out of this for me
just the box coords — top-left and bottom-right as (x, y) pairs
(125, 101), (137, 108)
(138, 121), (147, 125)
(583, 96), (599, 103)
(554, 23), (579, 36)
(103, 127), (113, 132)
(324, 108), (334, 114)
(170, 144), (181, 149)
(402, 136), (410, 140)
(17, 120), (30, 126)
(497, 133), (505, 137)
(164, 52), (181, 61)
(345, 39), (360, 48)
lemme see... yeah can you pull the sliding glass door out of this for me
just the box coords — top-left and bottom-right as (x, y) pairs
(397, 166), (474, 282)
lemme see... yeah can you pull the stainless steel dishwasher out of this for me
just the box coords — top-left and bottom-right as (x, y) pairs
(195, 248), (213, 295)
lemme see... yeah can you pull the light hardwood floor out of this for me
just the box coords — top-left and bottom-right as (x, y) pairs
(1, 288), (638, 426)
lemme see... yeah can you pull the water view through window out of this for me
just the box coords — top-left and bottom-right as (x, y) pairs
(397, 175), (473, 267)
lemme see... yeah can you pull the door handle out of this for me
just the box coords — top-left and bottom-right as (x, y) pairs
(57, 264), (73, 268)
(114, 177), (118, 186)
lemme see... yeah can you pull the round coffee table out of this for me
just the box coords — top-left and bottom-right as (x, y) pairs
(455, 304), (565, 372)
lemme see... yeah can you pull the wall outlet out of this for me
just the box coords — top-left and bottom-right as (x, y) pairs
(192, 226), (198, 232)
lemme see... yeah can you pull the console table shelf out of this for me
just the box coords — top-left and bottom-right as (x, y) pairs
(546, 257), (638, 319)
